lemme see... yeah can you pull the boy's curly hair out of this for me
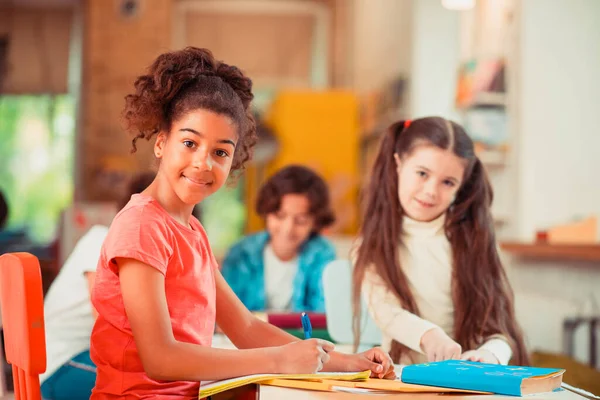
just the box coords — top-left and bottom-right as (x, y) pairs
(123, 47), (257, 172)
(256, 165), (335, 234)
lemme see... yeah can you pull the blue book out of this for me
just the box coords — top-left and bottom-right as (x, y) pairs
(401, 360), (565, 396)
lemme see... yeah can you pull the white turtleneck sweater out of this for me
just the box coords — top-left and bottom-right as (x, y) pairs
(360, 213), (512, 365)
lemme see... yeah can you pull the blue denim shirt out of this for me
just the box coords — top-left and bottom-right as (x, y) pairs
(221, 231), (336, 312)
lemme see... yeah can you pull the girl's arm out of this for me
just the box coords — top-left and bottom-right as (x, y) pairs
(362, 268), (461, 361)
(215, 269), (394, 377)
(461, 336), (513, 365)
(118, 258), (332, 381)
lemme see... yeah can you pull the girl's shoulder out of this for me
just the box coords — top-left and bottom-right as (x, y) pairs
(107, 195), (175, 245)
(114, 194), (181, 230)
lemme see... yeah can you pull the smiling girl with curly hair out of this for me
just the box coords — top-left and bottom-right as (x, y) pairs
(89, 47), (394, 399)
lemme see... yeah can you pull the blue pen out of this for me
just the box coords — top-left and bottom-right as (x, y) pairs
(301, 312), (312, 339)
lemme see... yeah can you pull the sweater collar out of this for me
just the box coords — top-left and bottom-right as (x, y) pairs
(402, 213), (446, 238)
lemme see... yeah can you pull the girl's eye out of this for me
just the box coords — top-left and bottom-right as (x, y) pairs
(183, 140), (195, 148)
(215, 149), (229, 158)
(417, 170), (427, 178)
(444, 180), (455, 187)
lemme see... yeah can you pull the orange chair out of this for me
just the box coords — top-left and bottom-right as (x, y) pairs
(0, 253), (46, 400)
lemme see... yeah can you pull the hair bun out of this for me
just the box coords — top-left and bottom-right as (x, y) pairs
(174, 47), (254, 109)
(216, 63), (254, 110)
(181, 47), (218, 76)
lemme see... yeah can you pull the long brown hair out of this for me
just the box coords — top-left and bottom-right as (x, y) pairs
(352, 117), (529, 365)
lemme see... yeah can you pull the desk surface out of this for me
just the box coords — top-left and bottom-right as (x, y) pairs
(256, 384), (587, 399)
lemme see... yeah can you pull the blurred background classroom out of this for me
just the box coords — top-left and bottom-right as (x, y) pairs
(0, 0), (599, 396)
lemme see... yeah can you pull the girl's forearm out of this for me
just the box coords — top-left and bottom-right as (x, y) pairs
(321, 351), (355, 372)
(145, 341), (278, 381)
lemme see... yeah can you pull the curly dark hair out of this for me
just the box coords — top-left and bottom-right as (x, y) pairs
(256, 165), (335, 233)
(123, 47), (257, 172)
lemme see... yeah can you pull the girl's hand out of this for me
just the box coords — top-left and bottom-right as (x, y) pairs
(420, 327), (462, 362)
(347, 347), (396, 379)
(460, 349), (500, 364)
(272, 339), (335, 374)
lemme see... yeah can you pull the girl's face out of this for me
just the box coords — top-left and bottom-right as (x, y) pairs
(265, 194), (315, 257)
(155, 109), (237, 205)
(395, 145), (466, 222)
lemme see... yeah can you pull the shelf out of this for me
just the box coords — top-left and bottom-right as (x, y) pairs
(500, 242), (600, 262)
(459, 92), (507, 109)
(473, 92), (507, 107)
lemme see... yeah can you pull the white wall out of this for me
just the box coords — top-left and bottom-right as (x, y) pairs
(409, 0), (461, 120)
(350, 0), (461, 120)
(509, 0), (600, 367)
(351, 0), (412, 92)
(517, 0), (600, 240)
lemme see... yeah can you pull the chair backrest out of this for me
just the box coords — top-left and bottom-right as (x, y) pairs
(322, 259), (381, 350)
(0, 252), (46, 400)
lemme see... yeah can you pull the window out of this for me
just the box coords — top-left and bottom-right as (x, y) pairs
(0, 95), (75, 243)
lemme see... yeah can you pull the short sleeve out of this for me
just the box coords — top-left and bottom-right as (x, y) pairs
(103, 205), (174, 275)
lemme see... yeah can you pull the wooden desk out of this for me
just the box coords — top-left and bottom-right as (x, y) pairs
(500, 242), (600, 263)
(212, 384), (588, 399)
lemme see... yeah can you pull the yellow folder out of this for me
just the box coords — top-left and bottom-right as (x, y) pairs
(198, 370), (370, 399)
(262, 376), (488, 395)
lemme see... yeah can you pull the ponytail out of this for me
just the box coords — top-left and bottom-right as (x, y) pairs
(448, 156), (530, 365)
(352, 120), (418, 361)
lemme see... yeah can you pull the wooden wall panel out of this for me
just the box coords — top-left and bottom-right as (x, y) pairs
(0, 7), (72, 94)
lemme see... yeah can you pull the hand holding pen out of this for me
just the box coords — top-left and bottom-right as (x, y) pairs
(267, 312), (335, 374)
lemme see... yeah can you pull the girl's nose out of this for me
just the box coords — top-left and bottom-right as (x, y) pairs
(424, 181), (438, 199)
(193, 148), (213, 171)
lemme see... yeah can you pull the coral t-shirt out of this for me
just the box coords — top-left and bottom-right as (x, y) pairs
(90, 194), (217, 399)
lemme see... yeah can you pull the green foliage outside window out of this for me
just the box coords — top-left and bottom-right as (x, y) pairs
(0, 95), (75, 243)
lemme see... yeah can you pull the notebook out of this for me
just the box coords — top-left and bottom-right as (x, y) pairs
(262, 376), (487, 394)
(198, 370), (370, 399)
(401, 360), (565, 396)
